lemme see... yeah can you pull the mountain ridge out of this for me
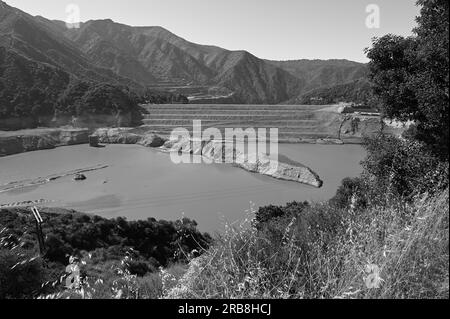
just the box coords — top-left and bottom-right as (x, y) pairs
(0, 1), (368, 105)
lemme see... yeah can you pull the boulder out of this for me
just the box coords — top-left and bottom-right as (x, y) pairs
(59, 129), (89, 145)
(138, 134), (166, 148)
(93, 127), (166, 147)
(93, 128), (140, 144)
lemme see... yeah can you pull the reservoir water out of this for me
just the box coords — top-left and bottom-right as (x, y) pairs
(0, 144), (365, 233)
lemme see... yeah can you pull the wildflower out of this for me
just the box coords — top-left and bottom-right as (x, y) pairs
(114, 289), (123, 299)
(364, 264), (384, 289)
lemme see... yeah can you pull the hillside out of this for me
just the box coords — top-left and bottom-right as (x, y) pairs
(266, 59), (367, 90)
(0, 45), (143, 129)
(267, 59), (369, 104)
(60, 19), (303, 104)
(288, 78), (372, 105)
(0, 206), (211, 298)
(0, 2), (187, 130)
(0, 2), (137, 88)
(1, 1), (372, 114)
(61, 20), (369, 104)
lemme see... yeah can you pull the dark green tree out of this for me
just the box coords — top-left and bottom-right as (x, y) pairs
(365, 0), (449, 159)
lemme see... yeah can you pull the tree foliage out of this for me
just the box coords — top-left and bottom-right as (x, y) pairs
(361, 135), (448, 200)
(0, 48), (189, 129)
(0, 208), (211, 271)
(365, 0), (449, 159)
(299, 79), (373, 105)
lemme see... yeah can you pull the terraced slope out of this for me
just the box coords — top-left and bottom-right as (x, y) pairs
(141, 104), (385, 143)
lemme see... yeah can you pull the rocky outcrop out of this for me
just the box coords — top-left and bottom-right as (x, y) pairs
(1, 125), (322, 187)
(0, 126), (168, 157)
(92, 129), (323, 187)
(92, 127), (167, 147)
(161, 138), (323, 188)
(137, 134), (167, 148)
(316, 138), (344, 145)
(58, 130), (90, 145)
(93, 128), (142, 144)
(236, 154), (323, 188)
(0, 135), (55, 156)
(0, 128), (89, 157)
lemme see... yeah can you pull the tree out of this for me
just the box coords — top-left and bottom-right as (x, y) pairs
(361, 135), (448, 199)
(365, 0), (449, 159)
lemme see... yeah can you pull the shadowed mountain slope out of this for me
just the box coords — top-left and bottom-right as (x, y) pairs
(1, 1), (368, 105)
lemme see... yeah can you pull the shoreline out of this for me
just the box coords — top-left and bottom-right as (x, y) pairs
(0, 125), (360, 158)
(0, 126), (328, 191)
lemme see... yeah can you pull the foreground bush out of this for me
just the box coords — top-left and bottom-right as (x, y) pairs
(164, 189), (449, 299)
(361, 135), (449, 201)
(0, 208), (211, 299)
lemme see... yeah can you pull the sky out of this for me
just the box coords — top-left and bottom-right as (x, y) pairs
(5, 0), (420, 62)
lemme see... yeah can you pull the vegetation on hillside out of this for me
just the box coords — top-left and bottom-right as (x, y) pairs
(295, 79), (372, 105)
(164, 189), (448, 299)
(0, 47), (70, 119)
(140, 89), (189, 105)
(0, 47), (140, 128)
(0, 47), (188, 129)
(365, 0), (449, 159)
(0, 2), (190, 130)
(0, 209), (211, 299)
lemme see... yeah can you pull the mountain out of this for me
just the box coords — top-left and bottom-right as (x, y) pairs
(0, 2), (192, 130)
(0, 2), (138, 88)
(0, 1), (147, 129)
(266, 59), (367, 91)
(1, 0), (370, 112)
(59, 19), (304, 103)
(287, 78), (372, 105)
(266, 59), (369, 104)
(59, 19), (370, 104)
(0, 44), (145, 130)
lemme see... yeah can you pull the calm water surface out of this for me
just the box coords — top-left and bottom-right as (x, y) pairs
(0, 144), (365, 232)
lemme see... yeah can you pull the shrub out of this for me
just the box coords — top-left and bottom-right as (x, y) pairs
(361, 135), (449, 202)
(164, 189), (449, 299)
(0, 230), (47, 299)
(254, 201), (309, 230)
(330, 177), (368, 209)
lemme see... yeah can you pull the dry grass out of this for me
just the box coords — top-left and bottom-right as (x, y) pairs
(163, 189), (449, 299)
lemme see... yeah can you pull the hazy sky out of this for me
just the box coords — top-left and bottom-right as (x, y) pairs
(5, 0), (420, 62)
